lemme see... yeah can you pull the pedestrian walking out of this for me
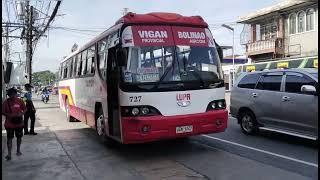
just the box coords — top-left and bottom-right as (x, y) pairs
(23, 84), (37, 135)
(2, 88), (27, 161)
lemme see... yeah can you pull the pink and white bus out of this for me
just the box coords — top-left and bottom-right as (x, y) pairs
(58, 12), (228, 144)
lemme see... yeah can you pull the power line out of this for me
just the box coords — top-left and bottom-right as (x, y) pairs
(49, 26), (103, 32)
(48, 27), (97, 36)
(34, 0), (61, 42)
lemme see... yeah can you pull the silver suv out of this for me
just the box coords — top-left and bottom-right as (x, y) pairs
(230, 68), (318, 140)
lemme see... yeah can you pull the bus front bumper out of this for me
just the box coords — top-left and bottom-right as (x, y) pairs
(121, 109), (228, 144)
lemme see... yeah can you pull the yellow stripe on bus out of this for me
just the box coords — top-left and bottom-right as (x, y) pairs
(59, 88), (74, 106)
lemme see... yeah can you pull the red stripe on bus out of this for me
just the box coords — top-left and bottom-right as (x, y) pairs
(121, 109), (228, 144)
(69, 105), (96, 129)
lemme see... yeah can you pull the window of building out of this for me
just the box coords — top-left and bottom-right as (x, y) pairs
(285, 74), (317, 94)
(238, 73), (261, 89)
(306, 8), (315, 31)
(260, 23), (277, 40)
(289, 13), (296, 34)
(297, 11), (305, 33)
(256, 75), (283, 91)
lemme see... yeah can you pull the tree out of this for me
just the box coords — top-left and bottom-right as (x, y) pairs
(32, 70), (56, 86)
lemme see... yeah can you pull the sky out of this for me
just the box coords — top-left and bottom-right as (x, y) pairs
(30, 0), (283, 72)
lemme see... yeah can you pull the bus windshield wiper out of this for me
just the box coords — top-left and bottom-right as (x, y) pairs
(208, 79), (224, 88)
(151, 46), (177, 90)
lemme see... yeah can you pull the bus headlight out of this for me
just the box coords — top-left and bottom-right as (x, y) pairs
(141, 107), (150, 115)
(121, 106), (162, 117)
(131, 108), (140, 116)
(211, 103), (216, 109)
(207, 99), (226, 111)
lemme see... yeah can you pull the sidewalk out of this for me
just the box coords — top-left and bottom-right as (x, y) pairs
(2, 95), (206, 180)
(2, 96), (86, 180)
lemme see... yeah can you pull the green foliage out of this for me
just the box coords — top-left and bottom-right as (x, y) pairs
(32, 70), (56, 86)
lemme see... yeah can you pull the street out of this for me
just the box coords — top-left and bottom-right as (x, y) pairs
(2, 94), (317, 180)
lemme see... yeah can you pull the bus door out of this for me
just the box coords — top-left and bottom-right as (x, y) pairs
(106, 48), (121, 138)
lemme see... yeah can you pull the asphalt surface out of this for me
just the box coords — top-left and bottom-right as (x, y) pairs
(2, 94), (318, 180)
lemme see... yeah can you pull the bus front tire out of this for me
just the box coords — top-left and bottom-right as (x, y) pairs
(95, 108), (116, 147)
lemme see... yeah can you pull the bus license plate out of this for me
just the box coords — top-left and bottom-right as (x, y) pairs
(176, 125), (193, 134)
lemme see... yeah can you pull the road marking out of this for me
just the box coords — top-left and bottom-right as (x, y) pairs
(2, 126), (48, 134)
(202, 135), (318, 168)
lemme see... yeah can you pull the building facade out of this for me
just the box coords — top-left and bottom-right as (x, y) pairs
(238, 0), (318, 62)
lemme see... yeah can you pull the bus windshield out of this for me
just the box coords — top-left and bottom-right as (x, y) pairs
(121, 45), (223, 90)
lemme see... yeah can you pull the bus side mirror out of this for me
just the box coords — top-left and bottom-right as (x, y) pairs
(217, 46), (223, 62)
(116, 49), (127, 67)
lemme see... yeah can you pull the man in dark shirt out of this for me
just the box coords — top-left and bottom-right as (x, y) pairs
(23, 84), (37, 135)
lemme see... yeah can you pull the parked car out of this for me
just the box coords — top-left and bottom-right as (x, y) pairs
(230, 68), (318, 140)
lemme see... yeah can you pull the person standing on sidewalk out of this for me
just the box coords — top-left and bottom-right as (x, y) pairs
(2, 88), (27, 161)
(23, 84), (37, 135)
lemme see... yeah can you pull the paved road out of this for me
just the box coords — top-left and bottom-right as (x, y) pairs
(2, 94), (317, 180)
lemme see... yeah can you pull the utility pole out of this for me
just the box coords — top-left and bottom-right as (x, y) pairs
(2, 26), (10, 101)
(25, 4), (33, 84)
(4, 26), (10, 64)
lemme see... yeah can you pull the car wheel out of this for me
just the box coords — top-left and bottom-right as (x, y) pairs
(239, 110), (258, 135)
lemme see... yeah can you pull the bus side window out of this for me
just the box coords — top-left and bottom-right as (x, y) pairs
(73, 56), (78, 77)
(98, 37), (108, 80)
(66, 59), (69, 78)
(87, 46), (95, 75)
(81, 50), (88, 76)
(63, 62), (68, 79)
(69, 58), (73, 78)
(76, 53), (82, 76)
(58, 65), (62, 80)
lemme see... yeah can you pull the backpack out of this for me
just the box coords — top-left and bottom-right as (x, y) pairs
(7, 100), (23, 124)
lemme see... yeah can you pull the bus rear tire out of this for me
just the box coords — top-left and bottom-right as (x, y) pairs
(65, 99), (75, 122)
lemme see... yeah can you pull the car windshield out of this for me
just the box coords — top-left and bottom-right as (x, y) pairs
(122, 46), (223, 87)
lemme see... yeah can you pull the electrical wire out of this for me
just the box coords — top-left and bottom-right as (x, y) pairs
(49, 27), (97, 36)
(49, 26), (103, 33)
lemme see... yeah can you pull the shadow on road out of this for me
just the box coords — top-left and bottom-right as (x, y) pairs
(36, 106), (61, 110)
(55, 127), (205, 160)
(256, 130), (318, 148)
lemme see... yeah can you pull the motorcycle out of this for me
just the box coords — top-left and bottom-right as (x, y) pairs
(42, 93), (49, 103)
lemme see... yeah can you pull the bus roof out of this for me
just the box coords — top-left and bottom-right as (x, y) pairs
(115, 12), (208, 28)
(61, 12), (209, 63)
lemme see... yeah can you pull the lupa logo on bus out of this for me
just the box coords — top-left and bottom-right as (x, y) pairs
(176, 93), (191, 107)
